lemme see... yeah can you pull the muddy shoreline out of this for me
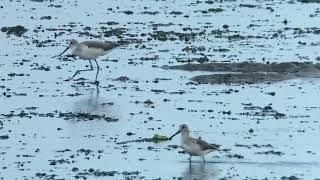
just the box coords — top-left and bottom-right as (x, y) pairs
(2, 0), (320, 179)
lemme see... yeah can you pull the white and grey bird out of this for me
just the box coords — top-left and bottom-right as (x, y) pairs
(54, 39), (122, 83)
(170, 124), (220, 163)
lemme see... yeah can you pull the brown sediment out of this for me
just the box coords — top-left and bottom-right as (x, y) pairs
(162, 62), (320, 84)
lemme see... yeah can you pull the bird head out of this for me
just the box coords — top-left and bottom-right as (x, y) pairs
(169, 124), (189, 139)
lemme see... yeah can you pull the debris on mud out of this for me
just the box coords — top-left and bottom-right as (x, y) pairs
(116, 136), (169, 145)
(239, 4), (259, 8)
(0, 110), (118, 122)
(58, 112), (118, 122)
(298, 0), (320, 3)
(150, 30), (205, 42)
(0, 135), (9, 140)
(103, 28), (128, 37)
(75, 169), (140, 178)
(239, 103), (286, 119)
(48, 159), (70, 166)
(235, 144), (274, 149)
(31, 65), (51, 71)
(113, 76), (130, 82)
(225, 153), (244, 159)
(1, 25), (28, 37)
(280, 176), (300, 180)
(152, 133), (170, 141)
(143, 99), (154, 105)
(35, 173), (57, 179)
(255, 150), (285, 156)
(196, 8), (225, 14)
(40, 16), (52, 20)
(8, 73), (29, 77)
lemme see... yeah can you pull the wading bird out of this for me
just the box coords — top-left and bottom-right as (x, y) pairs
(170, 124), (220, 163)
(54, 39), (122, 83)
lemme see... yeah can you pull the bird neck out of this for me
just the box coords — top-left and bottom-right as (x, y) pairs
(181, 131), (190, 141)
(70, 44), (80, 55)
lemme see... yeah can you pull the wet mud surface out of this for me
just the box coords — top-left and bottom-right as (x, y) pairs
(1, 0), (320, 179)
(164, 62), (320, 84)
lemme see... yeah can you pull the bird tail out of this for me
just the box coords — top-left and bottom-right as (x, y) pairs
(117, 38), (144, 47)
(210, 144), (220, 150)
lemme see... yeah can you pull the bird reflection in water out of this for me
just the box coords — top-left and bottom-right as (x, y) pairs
(72, 85), (114, 116)
(182, 163), (217, 180)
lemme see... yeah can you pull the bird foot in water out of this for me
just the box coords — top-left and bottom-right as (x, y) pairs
(92, 80), (100, 86)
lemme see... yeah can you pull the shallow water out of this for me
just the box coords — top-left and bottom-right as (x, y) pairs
(1, 0), (320, 179)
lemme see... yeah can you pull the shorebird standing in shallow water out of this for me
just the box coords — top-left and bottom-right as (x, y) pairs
(53, 39), (122, 84)
(170, 124), (220, 163)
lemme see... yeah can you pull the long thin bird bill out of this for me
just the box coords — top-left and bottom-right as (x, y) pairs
(169, 130), (181, 139)
(51, 47), (69, 58)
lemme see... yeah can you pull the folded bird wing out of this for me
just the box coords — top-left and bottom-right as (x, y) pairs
(195, 138), (220, 151)
(83, 41), (121, 51)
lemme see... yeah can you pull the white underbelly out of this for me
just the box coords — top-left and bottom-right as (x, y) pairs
(76, 47), (111, 59)
(182, 144), (202, 156)
(182, 143), (214, 156)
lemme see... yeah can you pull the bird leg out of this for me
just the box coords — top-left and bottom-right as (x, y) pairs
(72, 60), (94, 79)
(93, 59), (100, 83)
(201, 156), (206, 163)
(188, 155), (192, 163)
